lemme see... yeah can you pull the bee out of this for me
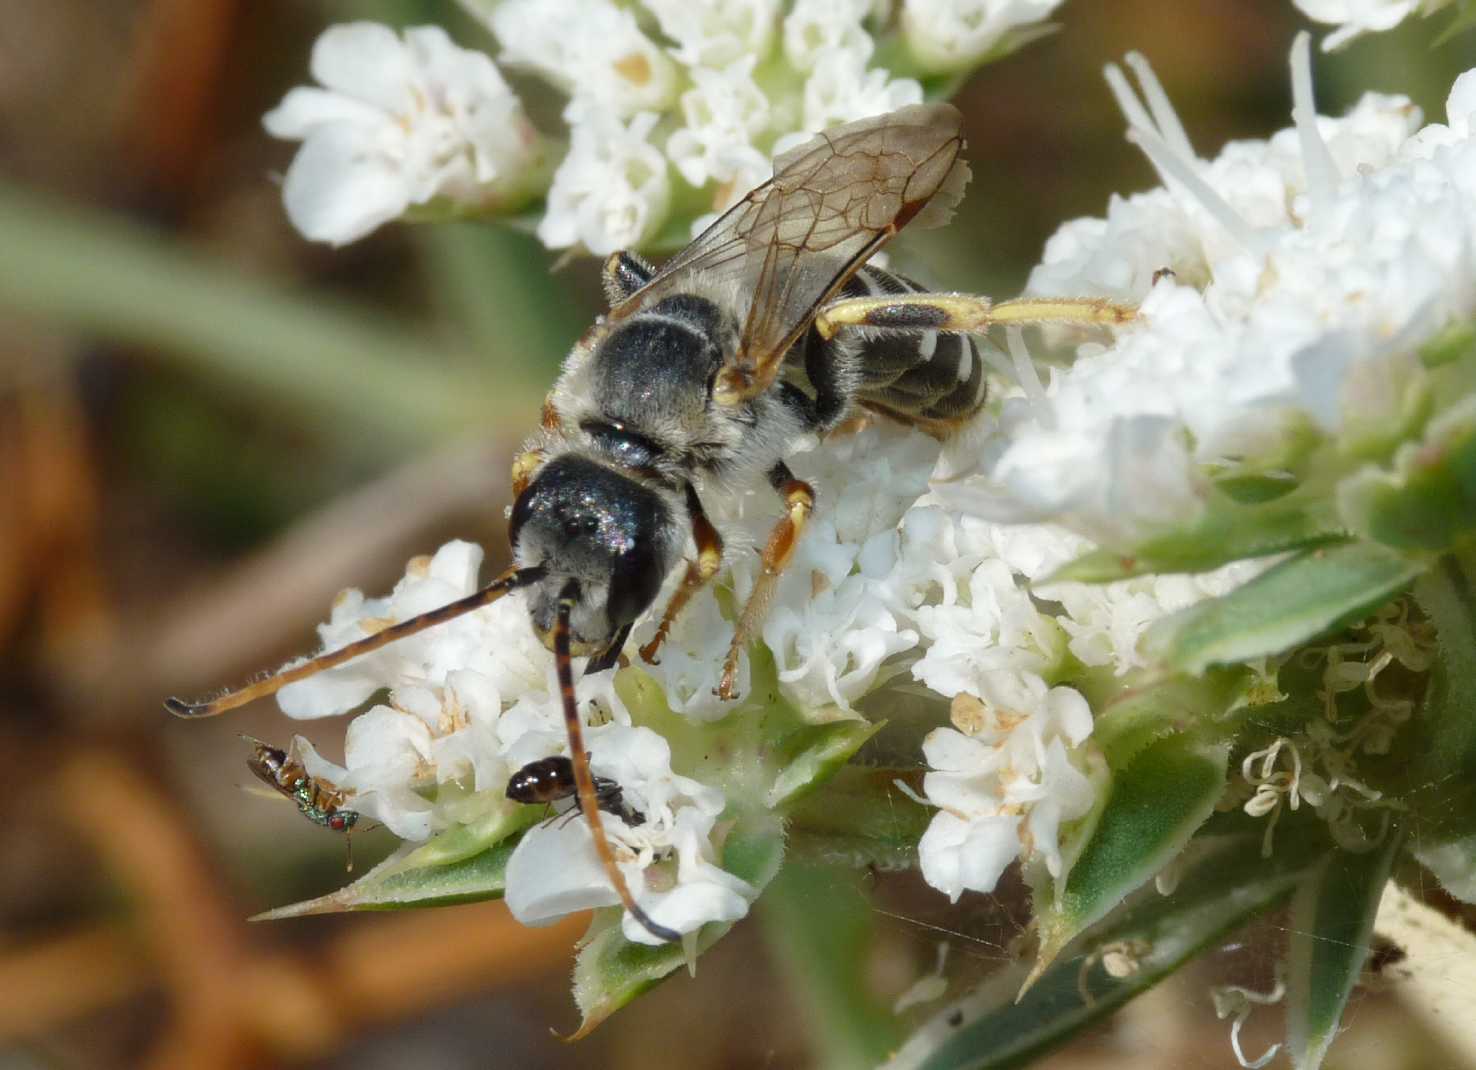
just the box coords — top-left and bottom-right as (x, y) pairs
(242, 734), (361, 869)
(506, 755), (646, 828)
(167, 103), (1134, 943)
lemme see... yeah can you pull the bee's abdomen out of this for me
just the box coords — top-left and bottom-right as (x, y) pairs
(844, 265), (987, 429)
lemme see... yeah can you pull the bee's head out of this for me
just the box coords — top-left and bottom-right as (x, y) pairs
(509, 454), (679, 657)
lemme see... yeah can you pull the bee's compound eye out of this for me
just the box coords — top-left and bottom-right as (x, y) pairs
(329, 814), (348, 831)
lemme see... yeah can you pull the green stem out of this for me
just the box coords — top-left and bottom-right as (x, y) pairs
(759, 858), (901, 1070)
(0, 181), (510, 454)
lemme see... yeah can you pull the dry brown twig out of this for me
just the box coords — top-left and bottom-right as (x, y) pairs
(66, 433), (517, 726)
(37, 746), (580, 1066)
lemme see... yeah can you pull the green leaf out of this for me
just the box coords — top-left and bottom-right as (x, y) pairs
(569, 812), (784, 1038)
(766, 719), (885, 808)
(888, 835), (1322, 1070)
(252, 796), (542, 918)
(396, 800), (542, 870)
(1406, 550), (1476, 840)
(1145, 541), (1424, 675)
(252, 834), (524, 919)
(1043, 500), (1343, 584)
(618, 654), (887, 814)
(1339, 396), (1476, 552)
(785, 766), (933, 871)
(1092, 668), (1250, 769)
(1285, 831), (1403, 1070)
(1033, 734), (1229, 977)
(570, 915), (706, 1040)
(761, 859), (903, 1069)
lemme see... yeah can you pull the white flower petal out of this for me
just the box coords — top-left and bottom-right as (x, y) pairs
(918, 810), (1021, 901)
(967, 48), (1462, 547)
(901, 0), (1065, 73)
(489, 0), (675, 118)
(310, 23), (417, 108)
(506, 818), (623, 925)
(265, 23), (543, 246)
(277, 124), (411, 246)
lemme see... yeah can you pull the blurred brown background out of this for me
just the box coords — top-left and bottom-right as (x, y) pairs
(2, 1), (1474, 1067)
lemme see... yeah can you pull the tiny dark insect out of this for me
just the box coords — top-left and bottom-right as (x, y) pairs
(168, 103), (1134, 942)
(243, 734), (360, 869)
(506, 755), (646, 827)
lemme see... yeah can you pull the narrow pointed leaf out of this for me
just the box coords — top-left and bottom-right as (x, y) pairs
(886, 835), (1322, 1070)
(396, 803), (542, 869)
(1093, 669), (1250, 769)
(1043, 500), (1342, 584)
(1145, 542), (1423, 675)
(1405, 549), (1476, 868)
(252, 834), (524, 918)
(1034, 734), (1229, 975)
(1285, 831), (1403, 1070)
(767, 719), (886, 808)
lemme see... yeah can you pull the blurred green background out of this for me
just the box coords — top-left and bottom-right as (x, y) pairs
(3, 1), (1474, 1067)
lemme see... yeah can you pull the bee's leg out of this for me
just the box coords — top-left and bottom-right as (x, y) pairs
(601, 250), (656, 306)
(639, 483), (723, 665)
(717, 462), (813, 701)
(813, 293), (1136, 340)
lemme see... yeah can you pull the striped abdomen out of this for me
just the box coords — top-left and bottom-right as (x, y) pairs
(841, 264), (988, 431)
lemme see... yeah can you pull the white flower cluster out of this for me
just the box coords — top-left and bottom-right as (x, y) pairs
(901, 0), (1066, 73)
(263, 23), (548, 246)
(1293, 0), (1451, 50)
(486, 0), (933, 252)
(276, 417), (1252, 931)
(265, 2), (1064, 251)
(952, 38), (1476, 549)
(279, 541), (750, 942)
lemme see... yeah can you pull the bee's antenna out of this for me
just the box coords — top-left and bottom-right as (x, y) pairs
(554, 585), (679, 944)
(165, 565), (548, 719)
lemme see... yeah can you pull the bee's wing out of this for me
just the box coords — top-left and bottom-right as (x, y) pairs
(612, 103), (971, 403)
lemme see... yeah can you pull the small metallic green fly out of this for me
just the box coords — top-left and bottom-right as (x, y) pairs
(242, 734), (360, 869)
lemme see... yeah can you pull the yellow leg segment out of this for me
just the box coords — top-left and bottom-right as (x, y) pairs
(717, 476), (813, 701)
(639, 503), (724, 665)
(813, 292), (1136, 341)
